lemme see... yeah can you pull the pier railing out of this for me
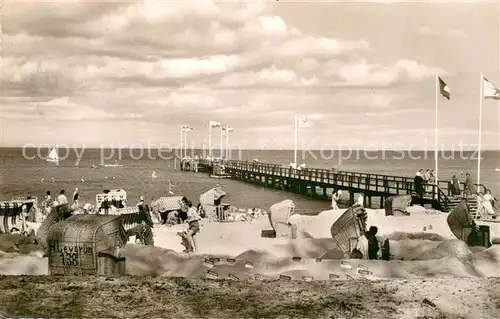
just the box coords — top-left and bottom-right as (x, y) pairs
(197, 159), (491, 210)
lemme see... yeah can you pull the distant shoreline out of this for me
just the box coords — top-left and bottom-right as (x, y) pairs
(1, 147), (499, 152)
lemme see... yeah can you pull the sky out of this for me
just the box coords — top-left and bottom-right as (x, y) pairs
(1, 0), (499, 150)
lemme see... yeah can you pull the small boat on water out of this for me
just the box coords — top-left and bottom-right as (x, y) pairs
(46, 148), (59, 164)
(103, 160), (123, 167)
(495, 168), (500, 172)
(151, 171), (158, 179)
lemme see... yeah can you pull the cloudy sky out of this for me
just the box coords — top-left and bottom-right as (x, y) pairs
(1, 0), (499, 150)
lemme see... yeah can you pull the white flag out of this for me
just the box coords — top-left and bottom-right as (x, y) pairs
(210, 120), (221, 127)
(483, 77), (500, 100)
(227, 126), (234, 132)
(297, 117), (312, 128)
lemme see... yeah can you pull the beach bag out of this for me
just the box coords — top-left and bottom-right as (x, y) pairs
(330, 204), (367, 255)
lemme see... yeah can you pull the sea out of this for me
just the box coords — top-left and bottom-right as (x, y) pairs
(1, 147), (499, 214)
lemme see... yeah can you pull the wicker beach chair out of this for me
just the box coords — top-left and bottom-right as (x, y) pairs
(199, 187), (227, 222)
(384, 195), (412, 216)
(268, 199), (295, 232)
(447, 198), (492, 247)
(46, 214), (128, 275)
(36, 205), (71, 252)
(447, 198), (477, 242)
(151, 196), (183, 224)
(330, 204), (368, 255)
(0, 201), (24, 234)
(95, 190), (127, 210)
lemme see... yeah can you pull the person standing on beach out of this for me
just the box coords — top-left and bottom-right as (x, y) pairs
(184, 200), (201, 253)
(44, 191), (52, 214)
(331, 190), (342, 210)
(71, 188), (79, 211)
(57, 190), (68, 206)
(366, 226), (380, 260)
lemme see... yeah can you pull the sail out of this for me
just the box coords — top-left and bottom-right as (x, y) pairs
(48, 148), (58, 161)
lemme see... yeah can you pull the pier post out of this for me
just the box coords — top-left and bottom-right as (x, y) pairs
(349, 192), (355, 206)
(323, 187), (327, 198)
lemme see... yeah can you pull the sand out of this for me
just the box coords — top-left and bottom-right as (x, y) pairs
(1, 206), (500, 317)
(1, 207), (500, 279)
(1, 276), (498, 318)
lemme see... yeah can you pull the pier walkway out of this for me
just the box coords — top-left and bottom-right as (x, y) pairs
(191, 159), (488, 212)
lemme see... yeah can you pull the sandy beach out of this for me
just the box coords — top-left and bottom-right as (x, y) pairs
(0, 276), (499, 319)
(1, 206), (500, 318)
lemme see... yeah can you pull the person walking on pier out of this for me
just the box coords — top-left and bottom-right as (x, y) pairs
(451, 175), (461, 197)
(424, 169), (431, 193)
(414, 171), (424, 198)
(464, 173), (476, 197)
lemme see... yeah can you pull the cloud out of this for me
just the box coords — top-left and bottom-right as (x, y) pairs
(2, 0), (497, 149)
(418, 26), (468, 38)
(337, 59), (446, 86)
(244, 125), (291, 132)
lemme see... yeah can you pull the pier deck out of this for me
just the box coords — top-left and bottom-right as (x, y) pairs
(192, 159), (487, 212)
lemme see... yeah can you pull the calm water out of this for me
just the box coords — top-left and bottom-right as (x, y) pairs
(1, 148), (499, 212)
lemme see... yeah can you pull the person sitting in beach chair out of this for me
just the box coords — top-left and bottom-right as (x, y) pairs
(126, 204), (154, 246)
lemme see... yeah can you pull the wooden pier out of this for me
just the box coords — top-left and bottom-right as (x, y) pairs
(191, 159), (488, 212)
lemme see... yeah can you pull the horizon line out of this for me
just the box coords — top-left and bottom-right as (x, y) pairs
(1, 146), (499, 152)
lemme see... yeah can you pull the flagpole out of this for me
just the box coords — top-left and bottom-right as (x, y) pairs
(294, 116), (298, 167)
(180, 125), (183, 160)
(220, 126), (224, 159)
(208, 122), (212, 159)
(184, 129), (188, 159)
(226, 128), (229, 160)
(478, 72), (484, 185)
(434, 75), (439, 185)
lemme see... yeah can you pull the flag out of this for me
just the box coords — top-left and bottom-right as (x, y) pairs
(297, 117), (312, 128)
(227, 126), (234, 132)
(483, 77), (500, 100)
(182, 126), (193, 132)
(210, 120), (221, 127)
(438, 77), (450, 100)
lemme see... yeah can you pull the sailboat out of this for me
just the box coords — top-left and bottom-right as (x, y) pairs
(151, 171), (158, 179)
(47, 148), (59, 163)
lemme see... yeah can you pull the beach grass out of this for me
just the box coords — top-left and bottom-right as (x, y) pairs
(0, 276), (498, 318)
